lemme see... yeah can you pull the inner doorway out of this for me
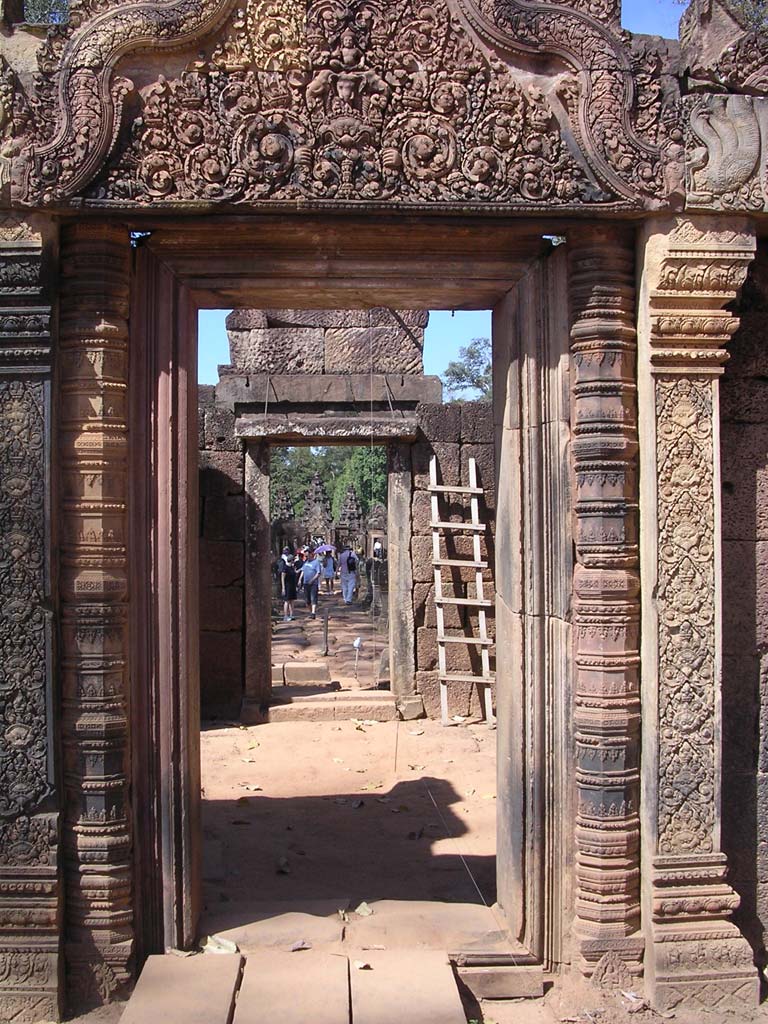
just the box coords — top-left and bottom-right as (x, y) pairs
(195, 305), (502, 959)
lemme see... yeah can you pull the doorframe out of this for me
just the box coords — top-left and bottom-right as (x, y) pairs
(127, 219), (573, 973)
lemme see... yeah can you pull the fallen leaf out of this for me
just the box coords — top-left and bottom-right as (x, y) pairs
(333, 757), (344, 764)
(201, 934), (239, 955)
(452, 715), (466, 723)
(361, 781), (383, 791)
(354, 901), (374, 917)
(353, 960), (372, 970)
(167, 948), (197, 958)
(407, 728), (425, 736)
(407, 764), (425, 771)
(361, 944), (386, 951)
(351, 799), (364, 809)
(407, 827), (425, 840)
(240, 757), (256, 764)
(290, 939), (312, 952)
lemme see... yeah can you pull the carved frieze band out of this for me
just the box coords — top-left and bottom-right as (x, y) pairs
(9, 0), (675, 209)
(644, 216), (758, 1010)
(58, 223), (133, 1008)
(569, 230), (643, 975)
(0, 216), (60, 1022)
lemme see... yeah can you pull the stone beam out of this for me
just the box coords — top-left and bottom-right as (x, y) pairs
(235, 413), (419, 443)
(215, 374), (443, 410)
(637, 215), (759, 1011)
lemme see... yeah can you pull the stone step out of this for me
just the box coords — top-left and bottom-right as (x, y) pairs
(274, 687), (392, 703)
(267, 697), (397, 722)
(283, 661), (331, 685)
(120, 953), (242, 1024)
(350, 949), (466, 1024)
(234, 951), (349, 1024)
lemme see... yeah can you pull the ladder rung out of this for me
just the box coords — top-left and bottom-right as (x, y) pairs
(428, 485), (483, 495)
(430, 521), (485, 531)
(433, 558), (488, 569)
(435, 596), (494, 607)
(438, 636), (494, 646)
(439, 673), (495, 684)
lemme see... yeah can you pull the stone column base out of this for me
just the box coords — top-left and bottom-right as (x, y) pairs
(646, 855), (759, 1012)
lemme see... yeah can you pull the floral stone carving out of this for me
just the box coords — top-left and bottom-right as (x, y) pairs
(10, 0), (682, 208)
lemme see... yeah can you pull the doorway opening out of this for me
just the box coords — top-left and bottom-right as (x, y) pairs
(195, 305), (503, 964)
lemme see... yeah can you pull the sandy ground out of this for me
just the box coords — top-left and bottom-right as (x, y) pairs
(200, 717), (497, 915)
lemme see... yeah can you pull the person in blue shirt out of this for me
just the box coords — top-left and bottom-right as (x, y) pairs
(300, 548), (323, 619)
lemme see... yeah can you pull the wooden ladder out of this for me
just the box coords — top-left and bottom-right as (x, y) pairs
(429, 455), (495, 727)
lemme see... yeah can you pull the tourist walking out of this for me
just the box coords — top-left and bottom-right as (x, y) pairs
(279, 547), (298, 622)
(339, 546), (358, 605)
(323, 551), (336, 593)
(300, 547), (323, 619)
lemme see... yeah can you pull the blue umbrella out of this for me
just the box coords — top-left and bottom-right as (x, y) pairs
(315, 544), (335, 553)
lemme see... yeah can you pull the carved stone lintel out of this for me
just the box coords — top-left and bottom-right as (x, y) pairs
(638, 215), (759, 1011)
(0, 216), (60, 1021)
(569, 228), (643, 976)
(58, 223), (133, 1011)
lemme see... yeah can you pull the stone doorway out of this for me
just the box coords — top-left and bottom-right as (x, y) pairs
(125, 217), (575, 997)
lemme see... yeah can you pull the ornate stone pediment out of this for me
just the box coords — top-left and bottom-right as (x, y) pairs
(4, 0), (685, 210)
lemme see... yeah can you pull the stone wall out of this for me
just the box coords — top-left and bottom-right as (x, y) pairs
(199, 385), (245, 718)
(720, 241), (768, 961)
(411, 402), (496, 719)
(225, 308), (428, 376)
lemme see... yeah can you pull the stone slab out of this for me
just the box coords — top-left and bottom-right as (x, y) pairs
(234, 951), (349, 1024)
(456, 965), (544, 999)
(228, 327), (325, 374)
(120, 953), (242, 1024)
(271, 664), (284, 685)
(263, 307), (429, 329)
(203, 900), (348, 953)
(343, 900), (507, 952)
(349, 949), (465, 1024)
(283, 662), (331, 685)
(235, 412), (418, 442)
(216, 373), (442, 408)
(325, 326), (424, 375)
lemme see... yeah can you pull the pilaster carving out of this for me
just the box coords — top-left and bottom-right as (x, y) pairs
(639, 215), (759, 1010)
(58, 223), (133, 1009)
(0, 216), (60, 1022)
(569, 228), (643, 976)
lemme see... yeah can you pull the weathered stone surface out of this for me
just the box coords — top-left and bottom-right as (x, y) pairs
(461, 444), (496, 509)
(200, 586), (244, 632)
(204, 496), (246, 542)
(325, 327), (424, 375)
(264, 308), (429, 329)
(199, 451), (244, 497)
(200, 542), (244, 588)
(226, 309), (268, 331)
(121, 953), (242, 1024)
(218, 372), (442, 408)
(236, 951), (349, 1024)
(417, 671), (484, 720)
(412, 442), (460, 490)
(205, 406), (240, 452)
(721, 425), (768, 540)
(722, 541), (768, 653)
(350, 950), (466, 1024)
(461, 401), (494, 444)
(228, 327), (325, 374)
(411, 535), (434, 583)
(283, 662), (331, 685)
(720, 380), (768, 424)
(200, 633), (243, 717)
(417, 403), (462, 443)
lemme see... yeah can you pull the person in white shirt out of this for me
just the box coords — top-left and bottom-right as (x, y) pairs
(339, 546), (358, 605)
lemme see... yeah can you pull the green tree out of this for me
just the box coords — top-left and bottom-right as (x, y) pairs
(330, 446), (387, 519)
(443, 337), (492, 401)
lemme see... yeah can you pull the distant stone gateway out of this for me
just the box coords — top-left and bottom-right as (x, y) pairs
(0, 0), (767, 1018)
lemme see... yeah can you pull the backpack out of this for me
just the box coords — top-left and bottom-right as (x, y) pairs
(346, 552), (357, 573)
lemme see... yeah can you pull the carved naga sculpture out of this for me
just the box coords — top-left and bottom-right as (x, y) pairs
(688, 94), (762, 209)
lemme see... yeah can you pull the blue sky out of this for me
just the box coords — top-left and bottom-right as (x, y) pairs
(198, 0), (683, 388)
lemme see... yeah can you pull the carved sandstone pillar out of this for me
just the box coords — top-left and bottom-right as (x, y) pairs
(637, 216), (759, 1010)
(0, 217), (61, 1021)
(59, 223), (133, 1006)
(569, 227), (644, 976)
